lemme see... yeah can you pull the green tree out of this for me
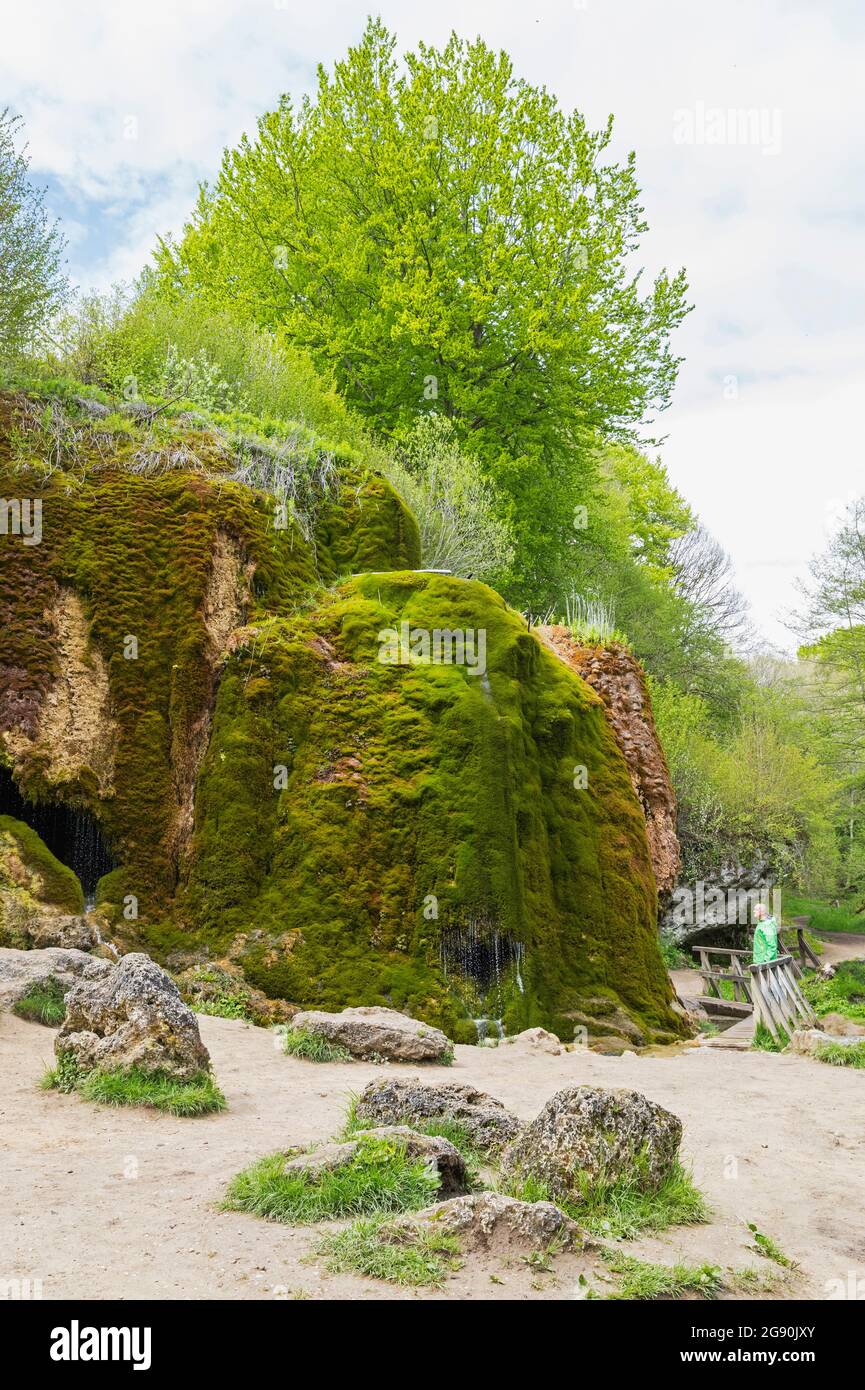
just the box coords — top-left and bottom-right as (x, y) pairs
(154, 19), (690, 608)
(0, 110), (67, 362)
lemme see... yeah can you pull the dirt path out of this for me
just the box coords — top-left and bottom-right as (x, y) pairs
(2, 1010), (864, 1301)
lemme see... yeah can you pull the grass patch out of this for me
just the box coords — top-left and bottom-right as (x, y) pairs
(316, 1215), (462, 1287)
(224, 1134), (440, 1225)
(783, 895), (865, 934)
(340, 1096), (484, 1185)
(502, 1160), (709, 1241)
(801, 959), (865, 1023)
(41, 1059), (226, 1116)
(282, 1027), (353, 1063)
(752, 1021), (788, 1052)
(814, 1039), (865, 1068)
(12, 979), (66, 1026)
(602, 1250), (723, 1301)
(746, 1222), (798, 1269)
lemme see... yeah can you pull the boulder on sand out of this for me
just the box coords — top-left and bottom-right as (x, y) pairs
(0, 945), (112, 1011)
(501, 1085), (682, 1202)
(55, 952), (211, 1081)
(284, 1126), (467, 1197)
(290, 1005), (451, 1063)
(354, 1077), (521, 1151)
(395, 1192), (586, 1252)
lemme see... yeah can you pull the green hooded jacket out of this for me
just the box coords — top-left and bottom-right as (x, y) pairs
(752, 915), (780, 965)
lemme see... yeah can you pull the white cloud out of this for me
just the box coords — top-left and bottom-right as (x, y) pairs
(3, 0), (863, 648)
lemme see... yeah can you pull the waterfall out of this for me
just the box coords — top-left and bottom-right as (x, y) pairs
(440, 920), (526, 1041)
(0, 768), (115, 904)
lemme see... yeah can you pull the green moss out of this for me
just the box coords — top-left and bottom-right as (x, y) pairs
(185, 571), (678, 1038)
(0, 815), (84, 914)
(2, 387), (679, 1043)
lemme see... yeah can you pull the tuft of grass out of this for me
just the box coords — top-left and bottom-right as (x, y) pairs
(339, 1097), (483, 1186)
(502, 1159), (709, 1241)
(603, 1250), (724, 1301)
(316, 1215), (462, 1287)
(752, 1021), (787, 1052)
(224, 1134), (440, 1225)
(12, 979), (67, 1026)
(745, 1222), (799, 1269)
(41, 1060), (225, 1116)
(814, 1039), (865, 1068)
(282, 1027), (353, 1064)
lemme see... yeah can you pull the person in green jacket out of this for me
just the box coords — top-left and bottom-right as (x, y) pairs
(752, 903), (780, 964)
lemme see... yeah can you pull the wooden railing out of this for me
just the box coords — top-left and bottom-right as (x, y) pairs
(748, 954), (817, 1042)
(696, 947), (754, 1006)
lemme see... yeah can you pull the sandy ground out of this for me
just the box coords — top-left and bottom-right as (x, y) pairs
(2, 970), (865, 1302)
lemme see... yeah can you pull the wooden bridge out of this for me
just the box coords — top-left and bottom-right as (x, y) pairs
(695, 918), (819, 1038)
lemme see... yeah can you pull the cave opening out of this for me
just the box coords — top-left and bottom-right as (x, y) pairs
(0, 766), (115, 906)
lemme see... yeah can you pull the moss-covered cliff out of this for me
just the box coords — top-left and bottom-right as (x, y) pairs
(0, 385), (680, 1042)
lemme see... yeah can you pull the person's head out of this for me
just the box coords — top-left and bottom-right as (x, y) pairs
(753, 903), (768, 923)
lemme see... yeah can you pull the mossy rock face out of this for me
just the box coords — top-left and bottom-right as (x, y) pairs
(0, 815), (85, 914)
(0, 391), (679, 1040)
(182, 573), (678, 1038)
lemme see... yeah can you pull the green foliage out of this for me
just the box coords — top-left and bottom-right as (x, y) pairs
(153, 19), (689, 611)
(224, 1135), (440, 1224)
(746, 1222), (798, 1268)
(56, 289), (376, 462)
(659, 931), (690, 970)
(603, 1250), (723, 1301)
(0, 111), (67, 362)
(500, 1158), (708, 1240)
(814, 1039), (865, 1068)
(282, 1027), (353, 1063)
(783, 895), (865, 934)
(41, 1060), (225, 1115)
(12, 977), (66, 1025)
(382, 414), (513, 582)
(800, 960), (865, 1022)
(752, 1021), (787, 1052)
(316, 1215), (462, 1287)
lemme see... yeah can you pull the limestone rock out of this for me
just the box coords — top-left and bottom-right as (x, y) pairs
(284, 1126), (467, 1197)
(354, 1077), (521, 1151)
(396, 1192), (585, 1252)
(55, 952), (211, 1081)
(501, 1085), (682, 1201)
(787, 1028), (864, 1057)
(290, 1006), (451, 1063)
(535, 629), (680, 897)
(0, 945), (112, 1011)
(174, 960), (297, 1027)
(502, 1026), (562, 1055)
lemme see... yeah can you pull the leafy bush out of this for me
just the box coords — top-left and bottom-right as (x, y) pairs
(0, 110), (67, 362)
(383, 414), (513, 581)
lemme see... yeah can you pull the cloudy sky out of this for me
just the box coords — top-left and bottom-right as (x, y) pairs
(4, 0), (863, 649)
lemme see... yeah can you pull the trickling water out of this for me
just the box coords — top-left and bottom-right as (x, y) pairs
(0, 767), (115, 903)
(441, 920), (525, 1040)
(473, 1017), (504, 1042)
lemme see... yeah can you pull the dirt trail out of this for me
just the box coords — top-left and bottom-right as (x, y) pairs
(2, 1007), (864, 1301)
